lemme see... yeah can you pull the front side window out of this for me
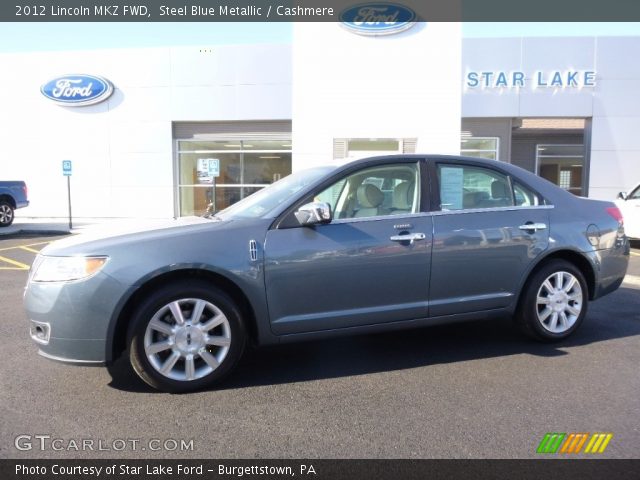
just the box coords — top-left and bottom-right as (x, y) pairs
(438, 164), (513, 211)
(316, 163), (420, 220)
(628, 185), (640, 200)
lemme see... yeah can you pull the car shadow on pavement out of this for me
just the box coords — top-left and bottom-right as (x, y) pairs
(106, 286), (640, 394)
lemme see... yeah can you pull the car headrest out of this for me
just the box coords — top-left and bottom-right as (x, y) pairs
(392, 181), (413, 209)
(491, 180), (509, 199)
(357, 183), (384, 208)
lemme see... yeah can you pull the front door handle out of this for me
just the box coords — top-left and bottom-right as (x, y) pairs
(519, 222), (547, 233)
(390, 232), (426, 244)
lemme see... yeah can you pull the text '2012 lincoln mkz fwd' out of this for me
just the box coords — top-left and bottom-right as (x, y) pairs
(25, 155), (630, 392)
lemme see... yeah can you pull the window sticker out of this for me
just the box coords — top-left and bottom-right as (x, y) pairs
(440, 166), (464, 210)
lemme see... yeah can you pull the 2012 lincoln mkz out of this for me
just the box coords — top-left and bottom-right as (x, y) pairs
(24, 155), (630, 392)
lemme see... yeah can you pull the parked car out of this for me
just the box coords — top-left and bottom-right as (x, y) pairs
(616, 183), (640, 239)
(0, 181), (29, 227)
(24, 155), (630, 392)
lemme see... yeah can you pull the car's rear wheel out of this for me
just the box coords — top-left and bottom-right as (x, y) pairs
(0, 201), (14, 227)
(128, 281), (246, 393)
(516, 260), (588, 341)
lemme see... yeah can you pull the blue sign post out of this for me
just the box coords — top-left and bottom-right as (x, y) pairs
(62, 160), (73, 229)
(208, 158), (220, 177)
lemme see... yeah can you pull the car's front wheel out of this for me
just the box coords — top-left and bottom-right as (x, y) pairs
(0, 201), (15, 227)
(516, 260), (588, 341)
(128, 281), (246, 393)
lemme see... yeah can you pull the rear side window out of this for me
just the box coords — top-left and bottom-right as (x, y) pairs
(437, 164), (513, 211)
(513, 181), (540, 206)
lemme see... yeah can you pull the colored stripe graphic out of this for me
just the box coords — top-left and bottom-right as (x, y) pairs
(584, 433), (613, 453)
(538, 433), (613, 454)
(559, 433), (589, 453)
(537, 433), (566, 453)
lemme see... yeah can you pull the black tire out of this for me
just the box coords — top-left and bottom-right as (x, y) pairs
(516, 260), (589, 342)
(128, 281), (246, 393)
(0, 201), (14, 227)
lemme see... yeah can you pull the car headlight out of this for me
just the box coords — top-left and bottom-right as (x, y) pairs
(31, 255), (109, 283)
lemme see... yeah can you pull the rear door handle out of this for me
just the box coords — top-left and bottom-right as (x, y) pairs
(390, 233), (426, 244)
(519, 222), (547, 232)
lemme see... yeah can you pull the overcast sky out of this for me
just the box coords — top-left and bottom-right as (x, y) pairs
(0, 22), (638, 52)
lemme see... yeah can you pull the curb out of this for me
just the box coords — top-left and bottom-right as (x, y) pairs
(0, 228), (71, 238)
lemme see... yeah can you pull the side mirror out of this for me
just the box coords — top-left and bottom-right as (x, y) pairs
(617, 192), (628, 200)
(295, 202), (332, 227)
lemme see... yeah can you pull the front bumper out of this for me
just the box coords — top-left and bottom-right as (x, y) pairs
(24, 271), (128, 364)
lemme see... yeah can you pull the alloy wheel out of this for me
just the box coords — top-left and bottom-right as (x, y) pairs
(0, 204), (13, 225)
(535, 271), (583, 334)
(143, 298), (231, 381)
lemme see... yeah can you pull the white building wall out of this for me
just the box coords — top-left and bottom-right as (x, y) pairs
(462, 36), (640, 201)
(292, 22), (462, 170)
(0, 44), (291, 218)
(590, 37), (640, 200)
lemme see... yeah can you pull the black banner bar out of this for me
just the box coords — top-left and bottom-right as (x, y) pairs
(3, 0), (640, 22)
(2, 459), (640, 480)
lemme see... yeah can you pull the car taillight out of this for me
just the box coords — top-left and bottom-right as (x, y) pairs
(606, 206), (623, 224)
(22, 184), (28, 199)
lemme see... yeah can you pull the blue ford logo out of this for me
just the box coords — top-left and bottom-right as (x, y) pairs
(40, 74), (114, 106)
(340, 3), (417, 36)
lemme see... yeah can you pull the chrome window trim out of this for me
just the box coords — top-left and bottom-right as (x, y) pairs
(325, 205), (555, 225)
(432, 204), (555, 217)
(329, 212), (430, 226)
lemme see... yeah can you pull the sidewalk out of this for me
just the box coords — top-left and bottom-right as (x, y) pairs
(0, 217), (169, 237)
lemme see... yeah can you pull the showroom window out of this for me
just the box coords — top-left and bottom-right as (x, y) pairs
(176, 140), (292, 216)
(460, 137), (499, 160)
(536, 144), (584, 196)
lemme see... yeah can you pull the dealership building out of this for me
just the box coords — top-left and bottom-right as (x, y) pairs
(1, 23), (639, 218)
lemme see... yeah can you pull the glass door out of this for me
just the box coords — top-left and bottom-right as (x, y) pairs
(536, 144), (585, 196)
(176, 140), (292, 216)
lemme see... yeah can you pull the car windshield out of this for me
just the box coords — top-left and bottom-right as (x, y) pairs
(214, 166), (335, 220)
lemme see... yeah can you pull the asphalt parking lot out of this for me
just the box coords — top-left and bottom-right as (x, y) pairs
(0, 234), (639, 459)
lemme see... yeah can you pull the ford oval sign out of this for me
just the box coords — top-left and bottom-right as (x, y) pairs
(340, 3), (417, 36)
(40, 74), (114, 107)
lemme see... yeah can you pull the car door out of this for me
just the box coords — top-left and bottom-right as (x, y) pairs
(429, 160), (550, 317)
(264, 160), (433, 335)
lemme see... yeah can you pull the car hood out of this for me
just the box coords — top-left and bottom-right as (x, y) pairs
(40, 216), (223, 255)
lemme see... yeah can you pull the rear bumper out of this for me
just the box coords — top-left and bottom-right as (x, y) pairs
(592, 237), (630, 300)
(16, 200), (29, 209)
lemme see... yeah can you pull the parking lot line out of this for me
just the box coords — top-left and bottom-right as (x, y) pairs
(0, 241), (51, 253)
(0, 255), (30, 270)
(18, 246), (41, 254)
(631, 251), (640, 257)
